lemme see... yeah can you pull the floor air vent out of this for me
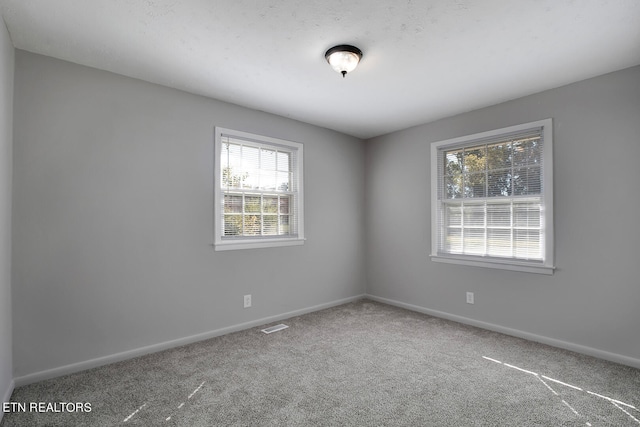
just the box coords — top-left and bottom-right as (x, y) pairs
(261, 324), (289, 334)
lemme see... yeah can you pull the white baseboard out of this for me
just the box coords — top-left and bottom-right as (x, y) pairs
(365, 294), (640, 370)
(15, 293), (636, 388)
(14, 294), (366, 387)
(1, 379), (15, 423)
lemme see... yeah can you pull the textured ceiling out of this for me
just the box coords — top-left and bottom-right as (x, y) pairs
(1, 0), (639, 139)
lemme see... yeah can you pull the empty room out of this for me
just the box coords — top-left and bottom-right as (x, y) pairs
(1, 0), (639, 425)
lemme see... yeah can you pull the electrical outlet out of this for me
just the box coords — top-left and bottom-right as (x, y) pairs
(243, 294), (252, 308)
(466, 292), (474, 304)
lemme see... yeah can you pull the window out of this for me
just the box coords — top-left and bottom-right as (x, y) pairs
(214, 127), (304, 251)
(430, 119), (554, 274)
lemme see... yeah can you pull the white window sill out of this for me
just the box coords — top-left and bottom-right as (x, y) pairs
(430, 254), (555, 275)
(214, 238), (305, 251)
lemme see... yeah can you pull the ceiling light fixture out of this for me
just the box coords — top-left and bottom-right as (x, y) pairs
(325, 45), (363, 78)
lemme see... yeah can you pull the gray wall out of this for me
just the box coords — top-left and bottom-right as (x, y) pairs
(12, 51), (366, 378)
(8, 47), (640, 383)
(365, 66), (640, 364)
(0, 17), (14, 407)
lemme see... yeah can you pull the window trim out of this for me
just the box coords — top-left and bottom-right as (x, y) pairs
(214, 127), (305, 251)
(430, 119), (554, 274)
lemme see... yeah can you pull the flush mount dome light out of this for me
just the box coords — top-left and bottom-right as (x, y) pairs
(325, 44), (363, 78)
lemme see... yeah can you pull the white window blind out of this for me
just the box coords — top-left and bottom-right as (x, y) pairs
(214, 128), (304, 251)
(430, 119), (554, 274)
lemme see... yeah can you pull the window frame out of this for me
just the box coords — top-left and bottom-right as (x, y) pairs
(430, 119), (554, 274)
(214, 127), (304, 251)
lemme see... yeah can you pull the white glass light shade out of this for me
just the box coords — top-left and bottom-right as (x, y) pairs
(328, 51), (359, 73)
(325, 45), (363, 77)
